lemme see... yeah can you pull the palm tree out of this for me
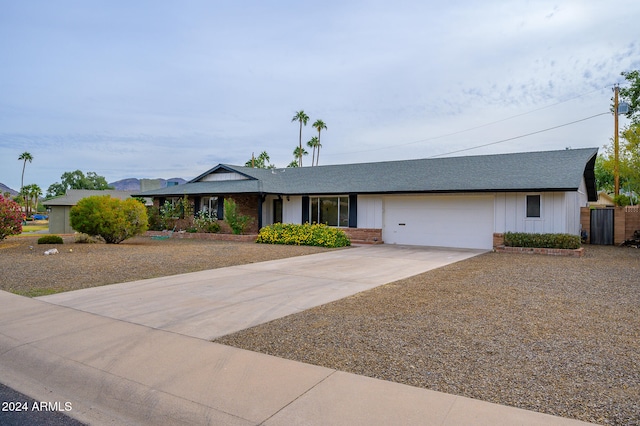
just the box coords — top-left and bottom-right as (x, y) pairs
(291, 111), (309, 166)
(293, 146), (308, 167)
(18, 152), (33, 202)
(312, 119), (327, 166)
(306, 136), (319, 166)
(27, 184), (42, 216)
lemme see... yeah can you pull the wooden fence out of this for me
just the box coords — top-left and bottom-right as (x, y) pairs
(581, 206), (640, 245)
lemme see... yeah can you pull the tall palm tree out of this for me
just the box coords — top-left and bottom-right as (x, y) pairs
(28, 184), (42, 216)
(306, 136), (319, 166)
(18, 152), (33, 201)
(291, 110), (309, 166)
(293, 146), (308, 167)
(312, 119), (327, 166)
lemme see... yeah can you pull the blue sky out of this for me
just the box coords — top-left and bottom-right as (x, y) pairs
(1, 0), (639, 192)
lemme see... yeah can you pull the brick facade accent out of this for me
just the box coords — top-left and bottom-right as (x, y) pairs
(342, 228), (383, 244)
(493, 233), (504, 247)
(146, 231), (257, 243)
(625, 206), (640, 240)
(494, 245), (584, 257)
(615, 207), (626, 245)
(225, 194), (261, 234)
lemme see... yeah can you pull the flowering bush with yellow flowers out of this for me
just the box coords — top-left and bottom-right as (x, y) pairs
(256, 223), (350, 248)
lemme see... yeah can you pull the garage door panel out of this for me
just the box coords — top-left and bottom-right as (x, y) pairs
(383, 196), (494, 249)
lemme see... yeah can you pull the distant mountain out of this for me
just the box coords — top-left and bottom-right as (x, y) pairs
(0, 183), (18, 196)
(109, 178), (187, 191)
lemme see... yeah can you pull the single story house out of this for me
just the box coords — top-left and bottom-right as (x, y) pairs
(43, 190), (139, 234)
(133, 148), (598, 250)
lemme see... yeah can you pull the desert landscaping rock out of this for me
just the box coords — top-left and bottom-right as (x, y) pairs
(2, 236), (638, 425)
(216, 246), (640, 426)
(0, 236), (329, 295)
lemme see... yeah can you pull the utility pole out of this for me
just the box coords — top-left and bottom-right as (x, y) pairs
(614, 85), (620, 197)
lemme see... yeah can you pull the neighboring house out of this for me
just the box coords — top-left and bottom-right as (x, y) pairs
(590, 191), (615, 208)
(133, 148), (598, 250)
(43, 190), (139, 234)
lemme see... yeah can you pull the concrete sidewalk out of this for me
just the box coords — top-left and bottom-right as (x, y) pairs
(0, 246), (596, 425)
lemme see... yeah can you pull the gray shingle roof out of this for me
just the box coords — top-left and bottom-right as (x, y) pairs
(43, 190), (137, 206)
(133, 148), (598, 200)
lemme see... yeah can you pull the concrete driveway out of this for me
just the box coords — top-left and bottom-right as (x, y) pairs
(39, 245), (485, 340)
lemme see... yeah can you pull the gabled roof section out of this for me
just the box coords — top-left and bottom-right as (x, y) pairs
(190, 164), (259, 183)
(133, 148), (599, 200)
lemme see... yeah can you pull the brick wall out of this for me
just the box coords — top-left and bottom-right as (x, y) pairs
(342, 228), (383, 244)
(626, 206), (640, 240)
(225, 195), (261, 234)
(146, 231), (257, 242)
(615, 207), (626, 245)
(580, 207), (591, 244)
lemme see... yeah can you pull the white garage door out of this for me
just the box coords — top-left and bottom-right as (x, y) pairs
(383, 195), (495, 249)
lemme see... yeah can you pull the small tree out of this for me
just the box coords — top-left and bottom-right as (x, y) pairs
(0, 195), (23, 241)
(70, 195), (148, 244)
(223, 198), (253, 235)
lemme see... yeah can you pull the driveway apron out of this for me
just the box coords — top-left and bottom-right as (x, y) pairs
(38, 245), (485, 340)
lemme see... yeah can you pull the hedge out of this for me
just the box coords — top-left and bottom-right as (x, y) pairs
(504, 232), (581, 250)
(256, 223), (351, 248)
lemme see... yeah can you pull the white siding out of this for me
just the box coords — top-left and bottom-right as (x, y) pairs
(200, 172), (249, 182)
(282, 196), (302, 224)
(357, 195), (383, 228)
(494, 191), (578, 235)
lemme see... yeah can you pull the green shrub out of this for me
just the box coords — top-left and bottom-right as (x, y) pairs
(613, 194), (631, 207)
(504, 232), (581, 250)
(224, 199), (253, 235)
(146, 206), (163, 231)
(256, 223), (351, 248)
(70, 195), (148, 244)
(37, 235), (64, 244)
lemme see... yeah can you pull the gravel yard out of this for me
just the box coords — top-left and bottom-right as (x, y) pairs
(2, 236), (638, 424)
(216, 246), (640, 426)
(0, 235), (329, 296)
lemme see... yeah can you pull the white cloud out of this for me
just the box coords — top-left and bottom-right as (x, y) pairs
(0, 0), (637, 190)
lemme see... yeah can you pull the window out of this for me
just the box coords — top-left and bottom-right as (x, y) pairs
(200, 196), (218, 218)
(526, 195), (541, 218)
(310, 196), (349, 227)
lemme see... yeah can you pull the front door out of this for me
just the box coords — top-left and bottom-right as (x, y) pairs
(273, 199), (283, 223)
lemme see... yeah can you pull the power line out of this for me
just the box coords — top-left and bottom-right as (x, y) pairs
(429, 112), (609, 158)
(324, 86), (606, 157)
